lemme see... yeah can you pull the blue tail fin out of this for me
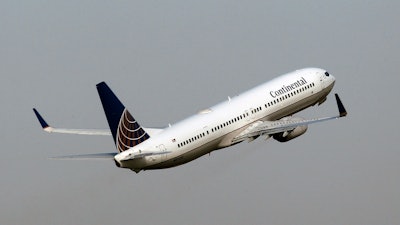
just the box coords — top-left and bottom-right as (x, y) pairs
(96, 82), (150, 152)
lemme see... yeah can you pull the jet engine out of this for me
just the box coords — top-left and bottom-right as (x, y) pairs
(273, 117), (308, 142)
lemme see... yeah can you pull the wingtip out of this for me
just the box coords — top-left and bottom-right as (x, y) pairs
(334, 94), (348, 117)
(33, 108), (50, 129)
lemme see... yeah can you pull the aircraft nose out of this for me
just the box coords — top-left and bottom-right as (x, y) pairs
(330, 75), (336, 86)
(330, 74), (336, 83)
(324, 71), (335, 86)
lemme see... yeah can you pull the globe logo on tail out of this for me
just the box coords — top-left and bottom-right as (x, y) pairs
(116, 109), (150, 152)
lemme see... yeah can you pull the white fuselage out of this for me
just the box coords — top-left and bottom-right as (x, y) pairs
(114, 68), (336, 172)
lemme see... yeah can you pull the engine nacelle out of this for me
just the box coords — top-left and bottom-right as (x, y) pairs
(273, 117), (308, 142)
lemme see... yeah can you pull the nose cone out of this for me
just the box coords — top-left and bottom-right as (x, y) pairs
(323, 71), (335, 90)
(329, 75), (336, 88)
(330, 74), (336, 84)
(324, 71), (335, 83)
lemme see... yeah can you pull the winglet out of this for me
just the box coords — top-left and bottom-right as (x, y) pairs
(33, 108), (53, 132)
(334, 94), (347, 117)
(33, 108), (49, 128)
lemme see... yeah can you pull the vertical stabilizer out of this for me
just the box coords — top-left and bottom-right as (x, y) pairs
(96, 82), (150, 152)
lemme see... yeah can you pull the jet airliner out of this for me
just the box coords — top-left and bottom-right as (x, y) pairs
(34, 68), (347, 173)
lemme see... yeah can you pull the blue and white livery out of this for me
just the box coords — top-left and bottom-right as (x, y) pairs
(34, 68), (347, 173)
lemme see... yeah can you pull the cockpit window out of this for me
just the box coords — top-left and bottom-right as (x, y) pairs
(325, 71), (330, 77)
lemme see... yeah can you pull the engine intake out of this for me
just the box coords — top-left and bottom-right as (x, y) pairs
(272, 117), (308, 142)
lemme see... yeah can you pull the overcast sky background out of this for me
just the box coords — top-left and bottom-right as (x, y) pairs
(1, 1), (399, 224)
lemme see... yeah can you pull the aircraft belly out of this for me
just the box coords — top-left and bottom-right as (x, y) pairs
(143, 138), (223, 170)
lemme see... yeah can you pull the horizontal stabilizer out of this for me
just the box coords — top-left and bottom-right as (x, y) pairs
(50, 152), (117, 160)
(33, 108), (163, 136)
(33, 108), (111, 135)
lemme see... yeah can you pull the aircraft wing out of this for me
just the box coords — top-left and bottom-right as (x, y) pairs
(232, 94), (347, 143)
(33, 108), (163, 136)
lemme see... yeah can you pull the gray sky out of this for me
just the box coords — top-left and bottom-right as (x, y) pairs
(1, 1), (399, 224)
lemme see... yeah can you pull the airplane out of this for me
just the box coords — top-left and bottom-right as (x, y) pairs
(33, 68), (347, 173)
